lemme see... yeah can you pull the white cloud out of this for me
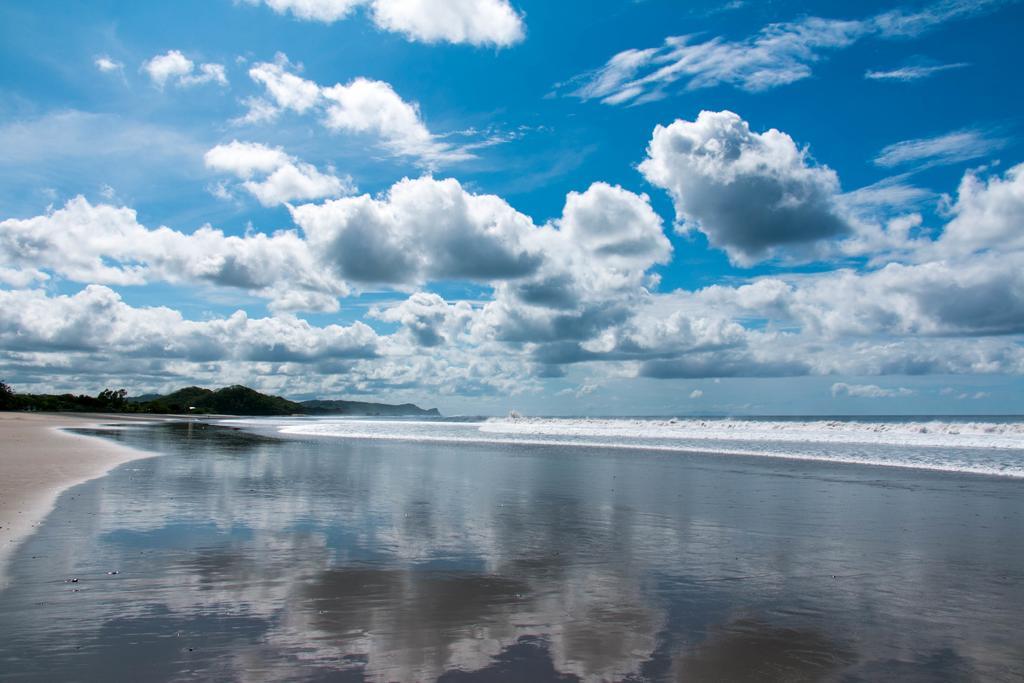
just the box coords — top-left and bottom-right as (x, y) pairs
(0, 197), (347, 311)
(249, 0), (364, 22)
(246, 56), (322, 116)
(865, 62), (968, 81)
(322, 78), (472, 164)
(569, 158), (1024, 378)
(869, 0), (1008, 37)
(142, 50), (228, 89)
(94, 56), (123, 73)
(0, 286), (379, 361)
(181, 62), (229, 87)
(937, 162), (1024, 255)
(703, 254), (1024, 339)
(204, 141), (355, 206)
(241, 55), (473, 166)
(369, 0), (524, 46)
(4, 129), (1024, 394)
(243, 0), (525, 46)
(371, 291), (475, 347)
(476, 183), (671, 348)
(245, 162), (354, 206)
(840, 175), (933, 210)
(204, 140), (291, 177)
(142, 50), (193, 88)
(290, 178), (672, 355)
(290, 175), (541, 285)
(639, 110), (851, 265)
(568, 0), (1007, 104)
(574, 17), (863, 103)
(557, 182), (671, 270)
(236, 96), (281, 125)
(831, 382), (914, 398)
(874, 129), (1005, 169)
(625, 289), (1024, 379)
(0, 173), (672, 323)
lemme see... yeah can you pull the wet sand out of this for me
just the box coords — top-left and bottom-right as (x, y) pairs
(0, 413), (164, 587)
(0, 421), (1021, 681)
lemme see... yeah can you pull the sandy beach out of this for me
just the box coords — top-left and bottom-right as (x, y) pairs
(0, 413), (165, 587)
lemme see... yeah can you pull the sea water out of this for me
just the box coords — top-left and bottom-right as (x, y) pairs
(223, 414), (1024, 478)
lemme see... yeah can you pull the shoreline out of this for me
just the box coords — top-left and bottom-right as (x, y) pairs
(0, 413), (173, 588)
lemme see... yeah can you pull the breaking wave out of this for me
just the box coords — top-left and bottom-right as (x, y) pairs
(250, 415), (1024, 479)
(479, 416), (1024, 450)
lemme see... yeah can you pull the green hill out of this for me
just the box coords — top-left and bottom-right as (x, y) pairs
(143, 385), (301, 416)
(2, 382), (440, 417)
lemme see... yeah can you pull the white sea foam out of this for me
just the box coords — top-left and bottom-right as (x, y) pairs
(479, 417), (1024, 450)
(253, 416), (1024, 479)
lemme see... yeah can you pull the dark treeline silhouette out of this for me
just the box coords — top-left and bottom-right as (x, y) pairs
(0, 382), (439, 417)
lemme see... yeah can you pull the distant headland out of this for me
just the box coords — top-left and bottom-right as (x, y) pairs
(0, 382), (440, 417)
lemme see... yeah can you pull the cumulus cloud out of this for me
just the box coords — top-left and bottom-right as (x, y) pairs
(831, 382), (914, 398)
(568, 163), (1024, 379)
(0, 197), (347, 311)
(627, 313), (1024, 380)
(639, 110), (851, 265)
(557, 182), (670, 270)
(530, 286), (763, 374)
(204, 140), (355, 206)
(291, 177), (671, 358)
(874, 129), (1005, 169)
(4, 126), (1024, 395)
(240, 54), (473, 166)
(0, 286), (536, 399)
(204, 140), (291, 177)
(369, 0), (524, 46)
(0, 173), (673, 322)
(290, 176), (542, 285)
(699, 252), (1024, 339)
(567, 0), (1006, 104)
(937, 162), (1024, 255)
(371, 292), (475, 347)
(0, 286), (379, 361)
(142, 50), (228, 88)
(245, 56), (322, 117)
(244, 163), (353, 206)
(476, 182), (671, 349)
(321, 78), (472, 163)
(242, 0), (524, 46)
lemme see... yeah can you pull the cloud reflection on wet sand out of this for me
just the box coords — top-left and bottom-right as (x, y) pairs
(0, 422), (1021, 681)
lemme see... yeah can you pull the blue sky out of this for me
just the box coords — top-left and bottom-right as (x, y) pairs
(1, 0), (1022, 415)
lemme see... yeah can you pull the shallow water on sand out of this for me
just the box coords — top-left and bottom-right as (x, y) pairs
(0, 422), (1022, 681)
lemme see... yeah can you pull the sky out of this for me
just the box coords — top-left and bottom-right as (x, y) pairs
(0, 0), (1022, 416)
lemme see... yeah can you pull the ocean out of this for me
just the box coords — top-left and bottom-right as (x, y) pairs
(233, 414), (1024, 477)
(0, 416), (1021, 680)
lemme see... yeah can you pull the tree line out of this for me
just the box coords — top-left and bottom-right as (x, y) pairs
(0, 381), (133, 412)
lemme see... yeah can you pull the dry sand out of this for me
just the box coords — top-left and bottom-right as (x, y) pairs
(0, 413), (168, 588)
